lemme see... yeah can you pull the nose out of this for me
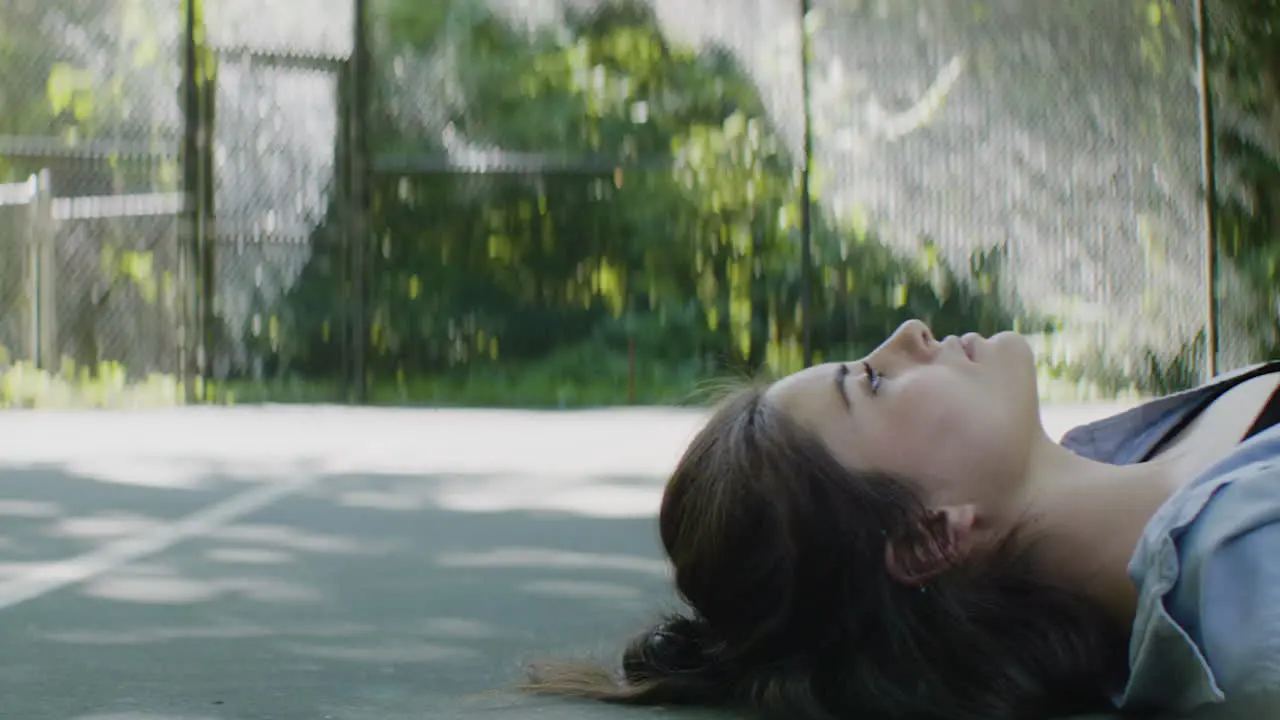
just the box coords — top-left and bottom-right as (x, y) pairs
(863, 319), (936, 371)
(888, 319), (935, 359)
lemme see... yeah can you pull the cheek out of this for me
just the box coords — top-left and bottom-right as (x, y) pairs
(892, 377), (967, 436)
(863, 381), (992, 483)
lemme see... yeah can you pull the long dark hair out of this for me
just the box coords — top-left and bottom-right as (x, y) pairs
(521, 385), (1128, 719)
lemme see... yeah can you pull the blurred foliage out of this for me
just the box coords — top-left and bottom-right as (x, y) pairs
(260, 0), (1028, 406)
(1, 0), (1278, 408)
(0, 354), (180, 409)
(0, 0), (188, 404)
(1203, 0), (1280, 360)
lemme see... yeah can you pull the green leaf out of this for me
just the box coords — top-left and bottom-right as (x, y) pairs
(72, 92), (94, 122)
(133, 36), (159, 68)
(892, 283), (908, 308)
(46, 63), (90, 116)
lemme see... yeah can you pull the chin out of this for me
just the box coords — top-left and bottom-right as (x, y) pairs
(992, 331), (1035, 361)
(990, 331), (1039, 390)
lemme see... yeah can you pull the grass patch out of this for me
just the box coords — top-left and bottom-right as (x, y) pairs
(2, 338), (1157, 410)
(0, 360), (182, 409)
(364, 343), (711, 408)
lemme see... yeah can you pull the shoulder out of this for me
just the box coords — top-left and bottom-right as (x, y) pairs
(1120, 428), (1280, 714)
(1061, 363), (1280, 465)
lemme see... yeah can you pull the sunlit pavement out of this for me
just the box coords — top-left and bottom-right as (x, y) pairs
(0, 404), (1130, 720)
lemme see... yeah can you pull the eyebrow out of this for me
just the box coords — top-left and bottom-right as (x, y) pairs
(834, 363), (852, 409)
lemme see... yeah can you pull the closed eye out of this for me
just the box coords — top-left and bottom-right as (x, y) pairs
(863, 362), (882, 395)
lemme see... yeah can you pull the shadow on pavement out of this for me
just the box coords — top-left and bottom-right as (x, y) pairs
(0, 458), (727, 720)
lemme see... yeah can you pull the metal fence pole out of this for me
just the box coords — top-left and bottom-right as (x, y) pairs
(178, 0), (213, 402)
(26, 174), (39, 367)
(22, 175), (38, 366)
(349, 0), (370, 403)
(200, 61), (217, 400)
(798, 0), (815, 367)
(36, 170), (55, 370)
(27, 170), (54, 369)
(1194, 0), (1219, 381)
(180, 0), (198, 402)
(336, 51), (352, 400)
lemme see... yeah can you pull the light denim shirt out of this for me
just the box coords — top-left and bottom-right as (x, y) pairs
(1059, 362), (1280, 715)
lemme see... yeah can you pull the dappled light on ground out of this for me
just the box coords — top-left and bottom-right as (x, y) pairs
(435, 547), (669, 578)
(521, 579), (646, 602)
(51, 512), (169, 541)
(69, 714), (229, 720)
(83, 566), (325, 606)
(207, 524), (383, 556)
(39, 620), (368, 646)
(415, 617), (499, 640)
(428, 473), (664, 518)
(325, 472), (668, 518)
(0, 500), (60, 518)
(281, 639), (483, 664)
(204, 547), (295, 565)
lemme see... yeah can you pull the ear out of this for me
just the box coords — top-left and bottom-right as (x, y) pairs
(884, 504), (979, 585)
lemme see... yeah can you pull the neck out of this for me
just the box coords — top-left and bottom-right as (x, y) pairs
(1004, 434), (1182, 627)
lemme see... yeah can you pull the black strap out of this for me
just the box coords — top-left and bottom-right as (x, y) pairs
(1244, 383), (1280, 441)
(1140, 362), (1280, 462)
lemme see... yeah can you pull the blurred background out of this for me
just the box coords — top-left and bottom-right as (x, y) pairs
(0, 0), (1276, 410)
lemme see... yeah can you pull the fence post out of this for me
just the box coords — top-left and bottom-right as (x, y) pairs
(1193, 0), (1218, 381)
(180, 0), (205, 403)
(24, 173), (39, 366)
(27, 170), (56, 370)
(22, 174), (36, 366)
(349, 0), (370, 404)
(200, 63), (217, 401)
(798, 0), (815, 368)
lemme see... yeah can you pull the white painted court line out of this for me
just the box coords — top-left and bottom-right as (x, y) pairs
(0, 475), (316, 612)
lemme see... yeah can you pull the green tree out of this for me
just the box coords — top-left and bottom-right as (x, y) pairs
(256, 0), (1023, 406)
(1204, 0), (1280, 363)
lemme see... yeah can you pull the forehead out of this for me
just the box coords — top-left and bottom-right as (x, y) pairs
(763, 362), (867, 470)
(764, 363), (843, 420)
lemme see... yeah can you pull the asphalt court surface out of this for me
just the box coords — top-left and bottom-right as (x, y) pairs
(0, 405), (1132, 720)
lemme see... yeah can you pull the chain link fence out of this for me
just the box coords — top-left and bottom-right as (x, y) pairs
(0, 0), (185, 405)
(0, 186), (35, 368)
(809, 0), (1215, 391)
(205, 51), (347, 394)
(0, 0), (1272, 408)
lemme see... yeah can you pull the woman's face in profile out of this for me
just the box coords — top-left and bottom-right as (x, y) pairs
(765, 319), (1044, 510)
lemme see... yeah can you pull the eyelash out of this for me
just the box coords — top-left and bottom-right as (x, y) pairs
(863, 361), (882, 394)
